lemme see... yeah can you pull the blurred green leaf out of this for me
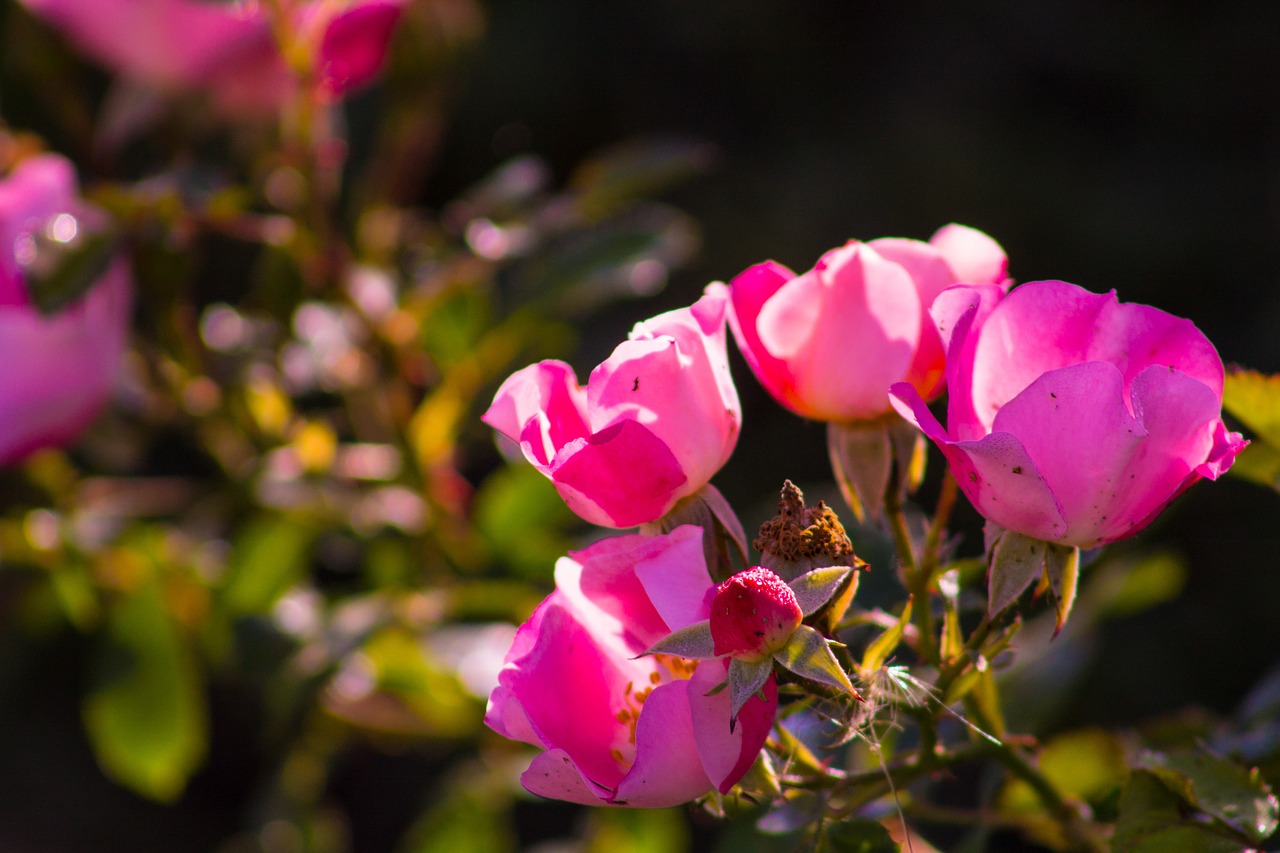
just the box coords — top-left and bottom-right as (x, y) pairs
(570, 136), (716, 221)
(585, 808), (689, 853)
(473, 464), (574, 579)
(220, 515), (316, 617)
(1224, 369), (1280, 447)
(1113, 770), (1243, 853)
(816, 820), (896, 853)
(1097, 551), (1188, 618)
(1000, 729), (1126, 815)
(1138, 748), (1279, 843)
(24, 228), (121, 316)
(1227, 441), (1280, 491)
(397, 773), (515, 853)
(83, 577), (207, 802)
(420, 287), (492, 367)
(512, 204), (698, 315)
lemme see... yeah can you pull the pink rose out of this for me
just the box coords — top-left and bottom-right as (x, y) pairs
(0, 154), (133, 464)
(486, 526), (777, 807)
(482, 287), (740, 528)
(715, 224), (1008, 422)
(17, 0), (403, 114)
(890, 280), (1245, 548)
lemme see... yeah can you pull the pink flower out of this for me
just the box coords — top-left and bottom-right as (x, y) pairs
(890, 280), (1246, 548)
(486, 526), (777, 807)
(17, 0), (404, 114)
(0, 154), (133, 464)
(482, 287), (740, 528)
(715, 223), (1008, 422)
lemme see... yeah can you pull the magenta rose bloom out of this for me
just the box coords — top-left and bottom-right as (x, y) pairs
(0, 154), (133, 464)
(715, 224), (1008, 422)
(17, 0), (403, 114)
(482, 287), (740, 528)
(891, 280), (1245, 548)
(486, 526), (777, 807)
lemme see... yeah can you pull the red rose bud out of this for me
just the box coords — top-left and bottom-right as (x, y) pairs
(710, 567), (803, 662)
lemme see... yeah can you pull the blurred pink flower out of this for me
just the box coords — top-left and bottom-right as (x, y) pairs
(0, 154), (132, 464)
(716, 223), (1008, 422)
(18, 0), (404, 114)
(891, 280), (1245, 548)
(486, 526), (777, 807)
(482, 287), (740, 528)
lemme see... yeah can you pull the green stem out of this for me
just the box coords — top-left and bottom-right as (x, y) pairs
(886, 487), (936, 664)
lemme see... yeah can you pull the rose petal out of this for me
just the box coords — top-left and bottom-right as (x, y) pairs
(550, 419), (688, 528)
(632, 525), (715, 631)
(316, 0), (402, 96)
(612, 680), (714, 807)
(758, 243), (921, 420)
(482, 360), (590, 465)
(688, 659), (777, 793)
(522, 749), (614, 806)
(929, 223), (1009, 287)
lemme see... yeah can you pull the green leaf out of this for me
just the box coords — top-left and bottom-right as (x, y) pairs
(641, 620), (716, 660)
(1113, 772), (1247, 853)
(826, 420), (893, 523)
(570, 136), (716, 220)
(819, 819), (898, 853)
(474, 464), (574, 579)
(860, 597), (912, 674)
(1227, 441), (1280, 490)
(1138, 748), (1280, 843)
(775, 624), (857, 696)
(1000, 729), (1126, 814)
(23, 226), (122, 316)
(83, 578), (207, 801)
(986, 529), (1047, 618)
(788, 567), (853, 617)
(1043, 543), (1080, 635)
(1224, 369), (1280, 448)
(728, 658), (773, 728)
(219, 515), (316, 617)
(584, 807), (689, 853)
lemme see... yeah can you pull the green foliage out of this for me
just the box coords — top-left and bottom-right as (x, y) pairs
(83, 575), (207, 801)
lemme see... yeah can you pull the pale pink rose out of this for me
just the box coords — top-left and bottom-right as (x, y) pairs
(715, 224), (1008, 422)
(17, 0), (404, 114)
(0, 154), (133, 464)
(890, 280), (1245, 548)
(486, 526), (777, 807)
(482, 287), (740, 528)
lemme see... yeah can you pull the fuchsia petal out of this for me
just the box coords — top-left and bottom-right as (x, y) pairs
(632, 525), (715, 632)
(0, 259), (133, 464)
(557, 532), (685, 651)
(891, 382), (1068, 542)
(719, 263), (798, 410)
(521, 749), (614, 806)
(317, 0), (403, 96)
(757, 243), (921, 421)
(499, 600), (648, 791)
(613, 681), (714, 807)
(867, 237), (957, 308)
(550, 420), (688, 528)
(989, 362), (1146, 546)
(688, 660), (777, 793)
(929, 223), (1009, 287)
(482, 360), (590, 465)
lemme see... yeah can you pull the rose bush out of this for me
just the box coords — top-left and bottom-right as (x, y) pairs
(17, 0), (404, 114)
(715, 223), (1007, 422)
(0, 153), (132, 465)
(485, 526), (776, 807)
(891, 279), (1246, 548)
(482, 287), (740, 528)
